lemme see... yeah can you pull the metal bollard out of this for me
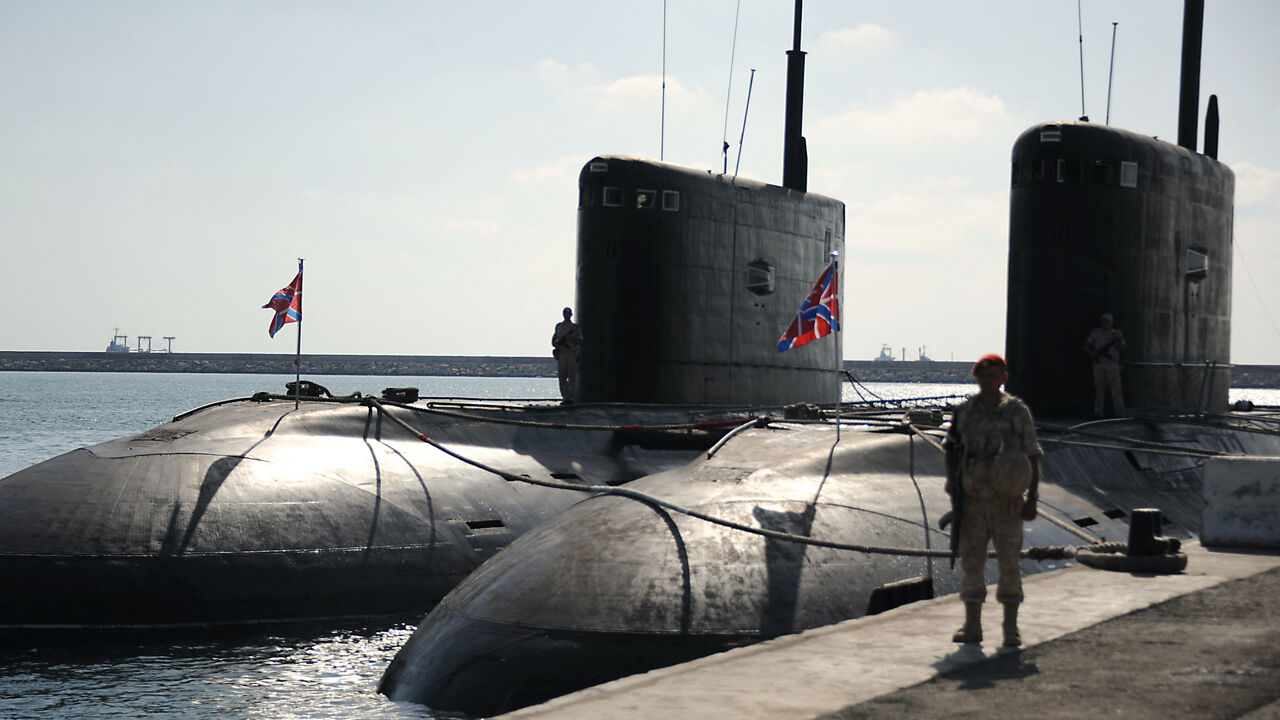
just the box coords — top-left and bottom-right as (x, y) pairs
(1128, 507), (1181, 555)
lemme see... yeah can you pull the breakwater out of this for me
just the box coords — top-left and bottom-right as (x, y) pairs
(1, 352), (1278, 387)
(0, 351), (555, 378)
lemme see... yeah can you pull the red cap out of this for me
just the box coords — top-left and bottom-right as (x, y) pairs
(972, 353), (1007, 376)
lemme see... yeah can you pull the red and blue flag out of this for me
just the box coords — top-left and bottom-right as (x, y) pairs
(262, 266), (302, 338)
(777, 261), (839, 352)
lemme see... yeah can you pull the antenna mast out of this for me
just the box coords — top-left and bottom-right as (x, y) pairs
(1177, 0), (1205, 151)
(722, 0), (742, 174)
(734, 68), (756, 177)
(1076, 0), (1088, 121)
(660, 0), (667, 160)
(781, 0), (807, 191)
(1105, 22), (1118, 125)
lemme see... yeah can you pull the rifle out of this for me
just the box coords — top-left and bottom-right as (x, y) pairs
(1091, 333), (1121, 363)
(941, 439), (964, 569)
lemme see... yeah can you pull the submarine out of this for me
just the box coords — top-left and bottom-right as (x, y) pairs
(0, 392), (768, 637)
(0, 3), (842, 639)
(378, 0), (1280, 714)
(377, 413), (1280, 715)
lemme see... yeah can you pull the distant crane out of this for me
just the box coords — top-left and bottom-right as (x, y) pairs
(163, 336), (176, 353)
(136, 336), (153, 353)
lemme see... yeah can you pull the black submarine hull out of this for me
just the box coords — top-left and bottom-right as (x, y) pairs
(379, 414), (1280, 715)
(0, 395), (749, 637)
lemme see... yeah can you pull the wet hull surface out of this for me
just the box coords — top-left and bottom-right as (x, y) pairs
(379, 415), (1280, 716)
(0, 396), (743, 639)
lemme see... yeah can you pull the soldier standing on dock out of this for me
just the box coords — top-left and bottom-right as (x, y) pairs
(945, 354), (1043, 647)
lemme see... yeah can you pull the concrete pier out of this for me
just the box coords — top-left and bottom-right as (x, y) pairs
(501, 542), (1280, 719)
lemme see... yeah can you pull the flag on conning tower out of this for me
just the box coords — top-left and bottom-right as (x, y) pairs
(777, 260), (839, 352)
(262, 266), (303, 338)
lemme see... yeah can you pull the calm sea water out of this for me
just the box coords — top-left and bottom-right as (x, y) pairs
(0, 372), (557, 720)
(1, 371), (1277, 720)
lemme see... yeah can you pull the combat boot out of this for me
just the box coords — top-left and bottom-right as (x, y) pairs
(1002, 601), (1021, 647)
(951, 601), (982, 643)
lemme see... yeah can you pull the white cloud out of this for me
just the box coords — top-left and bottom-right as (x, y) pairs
(508, 155), (583, 188)
(532, 58), (599, 87)
(534, 58), (568, 77)
(582, 74), (708, 115)
(819, 24), (896, 53)
(1234, 161), (1280, 208)
(442, 217), (503, 237)
(850, 179), (1006, 250)
(819, 86), (1010, 144)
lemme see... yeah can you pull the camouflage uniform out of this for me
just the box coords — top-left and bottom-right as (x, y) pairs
(947, 392), (1043, 603)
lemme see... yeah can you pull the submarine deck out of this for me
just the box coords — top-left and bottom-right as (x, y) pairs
(498, 541), (1280, 719)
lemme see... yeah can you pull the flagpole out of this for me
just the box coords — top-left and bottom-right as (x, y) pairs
(295, 258), (303, 410)
(831, 250), (840, 442)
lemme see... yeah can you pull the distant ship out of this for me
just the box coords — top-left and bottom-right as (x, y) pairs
(105, 329), (129, 353)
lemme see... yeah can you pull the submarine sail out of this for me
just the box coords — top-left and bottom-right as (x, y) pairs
(1005, 122), (1233, 417)
(575, 157), (844, 406)
(574, 2), (842, 408)
(1006, 0), (1233, 416)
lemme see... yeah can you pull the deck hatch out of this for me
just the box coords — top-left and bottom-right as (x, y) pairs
(464, 518), (506, 530)
(133, 428), (196, 443)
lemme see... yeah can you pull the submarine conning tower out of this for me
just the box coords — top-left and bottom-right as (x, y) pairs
(1006, 0), (1233, 417)
(1005, 122), (1234, 417)
(574, 157), (844, 406)
(571, 0), (844, 407)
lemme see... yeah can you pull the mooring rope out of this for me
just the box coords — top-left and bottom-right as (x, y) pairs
(1039, 435), (1224, 458)
(240, 390), (762, 433)
(363, 397), (1076, 561)
(385, 397), (758, 432)
(217, 390), (1240, 560)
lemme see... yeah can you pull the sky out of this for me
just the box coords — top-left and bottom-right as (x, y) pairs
(2, 1), (1278, 364)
